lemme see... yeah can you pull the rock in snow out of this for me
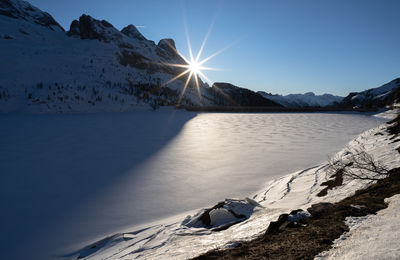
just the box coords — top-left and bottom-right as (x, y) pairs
(182, 198), (261, 230)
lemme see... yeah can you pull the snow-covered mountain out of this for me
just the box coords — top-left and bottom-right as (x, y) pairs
(258, 91), (343, 108)
(340, 78), (400, 109)
(0, 0), (218, 113)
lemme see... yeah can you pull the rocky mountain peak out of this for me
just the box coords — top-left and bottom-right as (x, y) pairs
(66, 14), (122, 42)
(121, 24), (146, 41)
(0, 0), (64, 31)
(158, 38), (176, 53)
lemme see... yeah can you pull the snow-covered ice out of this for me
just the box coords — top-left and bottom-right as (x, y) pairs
(69, 113), (399, 260)
(0, 111), (389, 259)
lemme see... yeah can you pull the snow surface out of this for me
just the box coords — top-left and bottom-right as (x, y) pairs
(374, 108), (400, 120)
(350, 78), (400, 103)
(316, 194), (400, 260)
(0, 112), (385, 259)
(69, 114), (399, 260)
(74, 115), (398, 260)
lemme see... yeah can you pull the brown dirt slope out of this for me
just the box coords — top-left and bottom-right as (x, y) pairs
(193, 167), (400, 260)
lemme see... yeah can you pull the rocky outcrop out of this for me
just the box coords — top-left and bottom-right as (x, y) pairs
(67, 14), (122, 42)
(121, 24), (146, 41)
(0, 0), (64, 31)
(158, 38), (176, 53)
(156, 38), (184, 62)
(182, 198), (261, 231)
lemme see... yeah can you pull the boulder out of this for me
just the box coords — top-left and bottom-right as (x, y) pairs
(307, 202), (333, 218)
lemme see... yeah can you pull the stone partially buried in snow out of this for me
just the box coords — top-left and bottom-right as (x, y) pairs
(182, 198), (261, 231)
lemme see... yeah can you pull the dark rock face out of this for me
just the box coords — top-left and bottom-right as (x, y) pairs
(0, 0), (64, 31)
(121, 24), (146, 41)
(68, 19), (80, 35)
(117, 50), (150, 70)
(265, 209), (309, 235)
(158, 38), (176, 52)
(66, 14), (122, 42)
(307, 202), (333, 217)
(210, 82), (283, 107)
(156, 38), (184, 63)
(265, 213), (289, 234)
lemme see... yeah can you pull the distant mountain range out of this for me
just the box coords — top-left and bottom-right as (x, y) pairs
(258, 91), (343, 108)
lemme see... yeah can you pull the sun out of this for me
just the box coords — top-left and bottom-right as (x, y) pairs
(188, 60), (201, 75)
(160, 21), (233, 104)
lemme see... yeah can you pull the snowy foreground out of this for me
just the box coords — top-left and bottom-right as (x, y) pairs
(72, 112), (400, 259)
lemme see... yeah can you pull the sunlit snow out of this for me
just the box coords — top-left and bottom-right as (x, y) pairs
(0, 111), (385, 259)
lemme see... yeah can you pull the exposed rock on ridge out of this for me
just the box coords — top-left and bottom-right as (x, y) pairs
(0, 0), (64, 31)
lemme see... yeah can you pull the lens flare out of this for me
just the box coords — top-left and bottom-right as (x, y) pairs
(160, 32), (232, 104)
(189, 60), (201, 75)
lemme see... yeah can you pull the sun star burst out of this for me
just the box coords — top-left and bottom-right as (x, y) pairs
(160, 26), (229, 105)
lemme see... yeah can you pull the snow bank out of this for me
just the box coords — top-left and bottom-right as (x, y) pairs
(374, 108), (400, 120)
(316, 194), (400, 260)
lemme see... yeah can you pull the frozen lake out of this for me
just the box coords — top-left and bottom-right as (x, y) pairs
(0, 110), (384, 259)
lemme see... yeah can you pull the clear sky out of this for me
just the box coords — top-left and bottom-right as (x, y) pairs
(29, 0), (400, 96)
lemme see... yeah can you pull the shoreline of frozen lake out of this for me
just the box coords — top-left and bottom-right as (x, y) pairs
(0, 110), (385, 259)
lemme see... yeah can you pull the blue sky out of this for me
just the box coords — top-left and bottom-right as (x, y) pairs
(29, 0), (400, 96)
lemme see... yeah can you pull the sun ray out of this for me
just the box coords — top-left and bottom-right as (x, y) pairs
(178, 71), (193, 104)
(212, 83), (238, 106)
(184, 20), (195, 63)
(161, 68), (190, 87)
(197, 66), (222, 71)
(163, 63), (190, 69)
(195, 20), (215, 63)
(159, 16), (238, 105)
(197, 70), (211, 83)
(198, 37), (243, 66)
(194, 70), (202, 102)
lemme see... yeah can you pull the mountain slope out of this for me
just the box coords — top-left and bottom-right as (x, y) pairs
(340, 78), (400, 109)
(0, 0), (216, 113)
(0, 0), (64, 31)
(210, 82), (282, 107)
(258, 91), (343, 108)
